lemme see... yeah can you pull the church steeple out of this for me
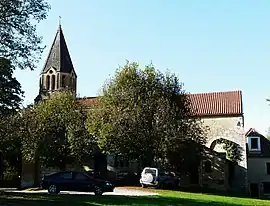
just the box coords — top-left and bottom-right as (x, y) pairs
(39, 24), (77, 97)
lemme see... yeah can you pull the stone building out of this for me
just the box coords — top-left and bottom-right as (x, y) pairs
(34, 24), (77, 103)
(79, 91), (247, 194)
(189, 91), (247, 194)
(22, 24), (78, 188)
(21, 25), (247, 194)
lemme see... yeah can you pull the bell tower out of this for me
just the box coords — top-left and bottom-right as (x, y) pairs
(36, 24), (77, 102)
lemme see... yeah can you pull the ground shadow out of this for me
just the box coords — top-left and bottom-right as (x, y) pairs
(0, 192), (251, 206)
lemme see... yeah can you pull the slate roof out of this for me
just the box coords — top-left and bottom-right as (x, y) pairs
(41, 25), (76, 76)
(77, 90), (243, 117)
(245, 128), (270, 157)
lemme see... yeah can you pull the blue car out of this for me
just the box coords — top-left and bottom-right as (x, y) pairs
(41, 171), (114, 196)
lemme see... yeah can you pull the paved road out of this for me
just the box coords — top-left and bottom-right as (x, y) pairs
(1, 187), (158, 196)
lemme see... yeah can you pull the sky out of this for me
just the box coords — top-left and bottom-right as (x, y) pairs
(14, 0), (270, 135)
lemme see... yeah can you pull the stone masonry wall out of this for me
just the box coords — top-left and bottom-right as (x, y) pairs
(202, 116), (248, 194)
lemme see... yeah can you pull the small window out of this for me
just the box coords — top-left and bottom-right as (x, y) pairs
(56, 73), (59, 89)
(61, 75), (66, 87)
(51, 75), (56, 90)
(144, 169), (157, 175)
(75, 172), (88, 180)
(266, 163), (270, 175)
(204, 161), (212, 173)
(251, 138), (258, 149)
(248, 137), (261, 152)
(59, 172), (72, 180)
(73, 78), (76, 89)
(70, 76), (73, 87)
(46, 75), (50, 90)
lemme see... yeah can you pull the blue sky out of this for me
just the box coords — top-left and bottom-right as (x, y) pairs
(14, 0), (270, 135)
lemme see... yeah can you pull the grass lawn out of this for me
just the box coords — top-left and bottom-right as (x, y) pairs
(0, 187), (269, 206)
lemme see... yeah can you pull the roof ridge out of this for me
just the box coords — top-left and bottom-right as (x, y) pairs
(79, 91), (241, 99)
(77, 96), (97, 100)
(245, 128), (260, 136)
(188, 90), (242, 96)
(78, 91), (243, 117)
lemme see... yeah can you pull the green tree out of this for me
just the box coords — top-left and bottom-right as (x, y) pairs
(0, 58), (24, 116)
(0, 58), (23, 179)
(87, 61), (207, 170)
(20, 91), (95, 170)
(0, 113), (22, 179)
(0, 0), (50, 70)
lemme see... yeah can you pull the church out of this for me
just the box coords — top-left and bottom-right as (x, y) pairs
(22, 25), (247, 194)
(34, 24), (77, 102)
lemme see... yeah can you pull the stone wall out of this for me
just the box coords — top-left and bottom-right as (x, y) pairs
(201, 150), (229, 191)
(202, 116), (248, 194)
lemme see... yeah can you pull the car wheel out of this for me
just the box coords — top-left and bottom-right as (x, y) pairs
(141, 183), (147, 188)
(48, 184), (59, 194)
(94, 186), (103, 196)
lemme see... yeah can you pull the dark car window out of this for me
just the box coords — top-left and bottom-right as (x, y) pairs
(59, 172), (73, 180)
(145, 169), (156, 175)
(74, 172), (89, 180)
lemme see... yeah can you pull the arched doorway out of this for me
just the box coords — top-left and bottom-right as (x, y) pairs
(210, 138), (243, 163)
(210, 138), (243, 188)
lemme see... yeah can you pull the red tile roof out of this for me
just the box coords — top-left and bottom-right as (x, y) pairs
(188, 91), (243, 117)
(77, 97), (98, 107)
(77, 90), (243, 117)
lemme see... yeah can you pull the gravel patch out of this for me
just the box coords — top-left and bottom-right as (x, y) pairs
(1, 187), (158, 196)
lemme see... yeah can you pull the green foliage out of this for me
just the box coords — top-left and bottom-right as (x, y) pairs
(0, 113), (22, 175)
(20, 91), (95, 169)
(0, 0), (51, 70)
(215, 139), (243, 163)
(87, 61), (207, 170)
(0, 58), (23, 174)
(0, 58), (24, 116)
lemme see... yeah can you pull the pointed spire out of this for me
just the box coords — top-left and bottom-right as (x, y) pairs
(41, 23), (76, 76)
(59, 16), (62, 27)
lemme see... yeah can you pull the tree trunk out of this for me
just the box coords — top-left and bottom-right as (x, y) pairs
(33, 157), (40, 187)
